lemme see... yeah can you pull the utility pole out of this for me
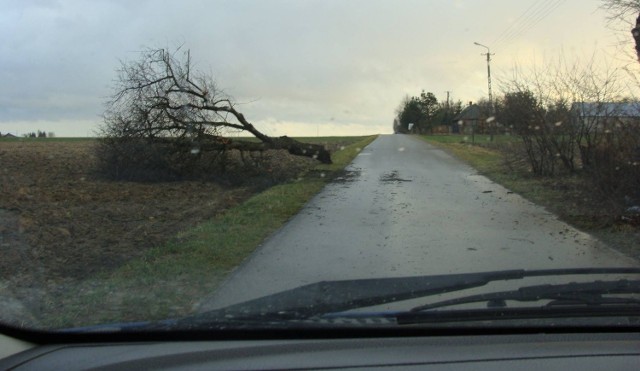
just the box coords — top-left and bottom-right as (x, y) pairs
(474, 41), (495, 140)
(445, 91), (451, 133)
(473, 42), (494, 111)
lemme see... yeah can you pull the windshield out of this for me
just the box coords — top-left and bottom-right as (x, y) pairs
(1, 0), (639, 334)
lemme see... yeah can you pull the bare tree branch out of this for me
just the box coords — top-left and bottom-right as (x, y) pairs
(101, 46), (332, 173)
(601, 0), (640, 62)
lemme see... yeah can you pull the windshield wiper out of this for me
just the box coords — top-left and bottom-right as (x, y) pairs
(178, 267), (640, 326)
(409, 279), (640, 312)
(390, 279), (640, 325)
(62, 268), (640, 332)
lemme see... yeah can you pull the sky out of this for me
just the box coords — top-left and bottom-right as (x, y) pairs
(0, 0), (635, 137)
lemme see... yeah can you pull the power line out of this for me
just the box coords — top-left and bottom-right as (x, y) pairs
(494, 0), (558, 49)
(457, 1), (565, 104)
(494, 0), (557, 47)
(498, 0), (565, 48)
(493, 0), (566, 49)
(492, 0), (545, 46)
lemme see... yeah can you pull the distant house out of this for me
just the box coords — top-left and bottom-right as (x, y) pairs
(2, 133), (17, 138)
(571, 102), (640, 130)
(452, 104), (483, 134)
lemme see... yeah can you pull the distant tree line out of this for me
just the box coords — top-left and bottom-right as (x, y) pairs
(393, 90), (463, 134)
(22, 130), (54, 138)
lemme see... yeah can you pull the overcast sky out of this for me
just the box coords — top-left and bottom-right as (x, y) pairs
(0, 0), (634, 137)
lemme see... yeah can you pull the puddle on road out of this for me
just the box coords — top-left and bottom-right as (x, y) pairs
(379, 170), (412, 183)
(333, 169), (362, 184)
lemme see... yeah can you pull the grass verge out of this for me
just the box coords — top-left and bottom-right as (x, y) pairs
(47, 135), (378, 328)
(419, 135), (529, 191)
(420, 134), (639, 262)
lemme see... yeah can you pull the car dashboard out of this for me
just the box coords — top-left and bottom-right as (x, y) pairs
(1, 331), (639, 370)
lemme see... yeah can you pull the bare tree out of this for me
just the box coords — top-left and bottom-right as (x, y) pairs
(99, 46), (331, 180)
(601, 0), (640, 20)
(601, 0), (640, 61)
(499, 52), (640, 206)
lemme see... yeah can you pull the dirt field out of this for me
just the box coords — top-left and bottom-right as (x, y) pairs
(0, 137), (366, 327)
(0, 140), (319, 284)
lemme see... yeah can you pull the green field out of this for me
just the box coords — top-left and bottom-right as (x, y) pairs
(0, 136), (95, 142)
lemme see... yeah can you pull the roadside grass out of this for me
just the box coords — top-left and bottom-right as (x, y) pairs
(47, 135), (378, 328)
(420, 135), (593, 219)
(420, 134), (639, 261)
(227, 136), (355, 144)
(424, 134), (517, 145)
(423, 137), (506, 174)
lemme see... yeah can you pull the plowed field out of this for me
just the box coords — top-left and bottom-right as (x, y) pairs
(0, 140), (322, 284)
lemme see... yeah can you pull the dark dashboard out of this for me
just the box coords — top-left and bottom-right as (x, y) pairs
(1, 332), (639, 370)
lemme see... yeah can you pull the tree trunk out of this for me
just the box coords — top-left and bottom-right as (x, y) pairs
(194, 135), (332, 164)
(633, 13), (640, 61)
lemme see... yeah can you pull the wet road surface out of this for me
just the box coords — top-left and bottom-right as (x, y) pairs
(198, 134), (638, 310)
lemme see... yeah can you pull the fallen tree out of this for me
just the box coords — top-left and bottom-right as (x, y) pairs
(99, 46), (330, 181)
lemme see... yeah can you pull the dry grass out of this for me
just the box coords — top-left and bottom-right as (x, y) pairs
(421, 135), (640, 262)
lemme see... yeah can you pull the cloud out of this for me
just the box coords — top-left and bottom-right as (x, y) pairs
(0, 0), (624, 137)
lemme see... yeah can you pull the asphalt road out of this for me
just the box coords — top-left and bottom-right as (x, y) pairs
(198, 134), (638, 310)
